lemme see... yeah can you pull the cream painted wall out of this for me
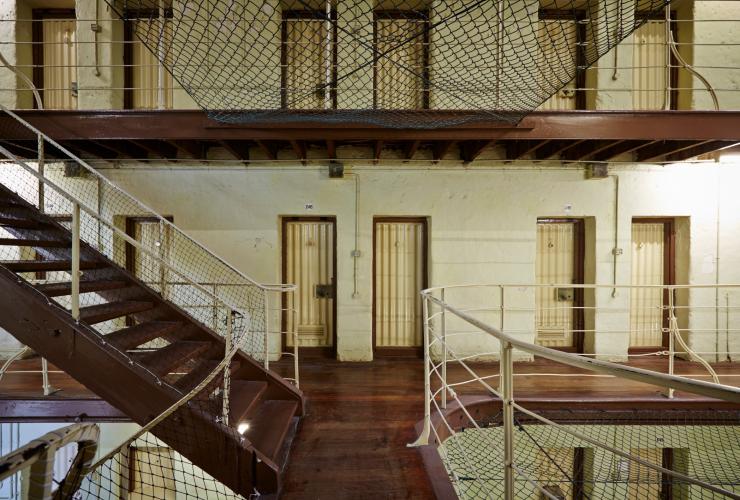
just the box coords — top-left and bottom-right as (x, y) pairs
(82, 159), (740, 362)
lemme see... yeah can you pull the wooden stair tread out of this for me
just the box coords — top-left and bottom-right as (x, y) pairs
(1, 260), (106, 272)
(0, 238), (68, 247)
(105, 321), (181, 351)
(0, 216), (47, 229)
(174, 358), (241, 393)
(139, 340), (212, 377)
(79, 300), (155, 324)
(243, 400), (299, 463)
(228, 380), (268, 424)
(36, 279), (129, 297)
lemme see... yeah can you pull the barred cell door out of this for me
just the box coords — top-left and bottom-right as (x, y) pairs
(373, 218), (427, 353)
(535, 219), (584, 351)
(41, 18), (78, 109)
(283, 218), (336, 351)
(630, 220), (674, 348)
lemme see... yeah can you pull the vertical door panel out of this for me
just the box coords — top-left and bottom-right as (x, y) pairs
(43, 19), (77, 109)
(375, 17), (425, 109)
(627, 448), (662, 499)
(132, 20), (174, 109)
(537, 19), (578, 111)
(536, 222), (576, 347)
(374, 221), (425, 347)
(285, 220), (334, 347)
(285, 18), (326, 109)
(633, 20), (667, 110)
(630, 222), (665, 347)
(534, 448), (575, 499)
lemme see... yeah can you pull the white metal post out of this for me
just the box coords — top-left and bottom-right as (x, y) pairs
(501, 340), (515, 499)
(293, 307), (300, 388)
(41, 357), (52, 396)
(666, 287), (675, 399)
(222, 309), (233, 424)
(264, 293), (270, 370)
(409, 294), (431, 447)
(71, 202), (80, 321)
(441, 288), (447, 409)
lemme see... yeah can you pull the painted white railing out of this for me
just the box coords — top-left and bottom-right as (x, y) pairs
(411, 284), (740, 499)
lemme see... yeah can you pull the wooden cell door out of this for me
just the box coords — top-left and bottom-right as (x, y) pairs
(373, 218), (427, 353)
(630, 219), (674, 348)
(535, 219), (585, 351)
(282, 217), (336, 351)
(125, 216), (172, 298)
(38, 16), (78, 109)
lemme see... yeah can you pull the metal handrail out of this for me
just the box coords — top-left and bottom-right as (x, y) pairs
(422, 288), (740, 402)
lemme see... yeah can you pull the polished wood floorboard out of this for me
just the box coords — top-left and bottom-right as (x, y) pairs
(1, 356), (738, 498)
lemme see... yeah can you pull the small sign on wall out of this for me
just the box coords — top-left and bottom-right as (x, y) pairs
(304, 203), (314, 210)
(563, 203), (573, 214)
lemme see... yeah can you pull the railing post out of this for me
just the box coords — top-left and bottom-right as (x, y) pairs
(264, 292), (270, 371)
(41, 357), (52, 396)
(71, 202), (80, 321)
(501, 340), (515, 500)
(222, 308), (233, 425)
(409, 294), (431, 447)
(498, 285), (505, 392)
(441, 288), (447, 409)
(293, 307), (300, 388)
(666, 287), (675, 399)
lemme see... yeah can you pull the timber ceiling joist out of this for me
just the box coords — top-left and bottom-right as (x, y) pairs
(1, 111), (739, 164)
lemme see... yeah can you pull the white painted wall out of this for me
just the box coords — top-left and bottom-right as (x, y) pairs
(73, 157), (740, 362)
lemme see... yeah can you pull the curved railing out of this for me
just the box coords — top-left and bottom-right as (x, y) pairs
(411, 284), (740, 499)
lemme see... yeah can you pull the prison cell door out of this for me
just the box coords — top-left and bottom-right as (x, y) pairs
(126, 217), (171, 297)
(537, 17), (579, 111)
(130, 19), (174, 109)
(284, 219), (335, 349)
(535, 220), (584, 350)
(534, 448), (575, 499)
(633, 19), (668, 110)
(626, 448), (662, 500)
(630, 221), (673, 348)
(42, 18), (78, 109)
(373, 219), (426, 350)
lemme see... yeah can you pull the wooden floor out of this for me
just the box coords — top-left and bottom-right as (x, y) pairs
(1, 356), (738, 499)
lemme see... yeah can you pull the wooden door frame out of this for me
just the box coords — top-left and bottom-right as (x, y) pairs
(372, 216), (429, 357)
(31, 9), (77, 109)
(124, 215), (173, 274)
(630, 217), (676, 352)
(280, 216), (337, 358)
(536, 218), (586, 353)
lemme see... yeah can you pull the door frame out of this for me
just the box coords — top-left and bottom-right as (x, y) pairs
(536, 218), (586, 353)
(124, 215), (173, 274)
(630, 217), (676, 352)
(281, 216), (337, 358)
(372, 216), (429, 357)
(31, 9), (77, 109)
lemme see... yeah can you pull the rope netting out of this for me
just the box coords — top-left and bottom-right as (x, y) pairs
(440, 408), (740, 499)
(0, 109), (291, 497)
(107, 0), (672, 128)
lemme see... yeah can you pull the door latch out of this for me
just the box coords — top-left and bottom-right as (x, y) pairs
(315, 284), (334, 299)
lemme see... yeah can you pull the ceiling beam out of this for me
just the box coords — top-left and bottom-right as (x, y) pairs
(562, 140), (622, 162)
(255, 140), (278, 161)
(130, 140), (177, 160)
(403, 140), (420, 161)
(14, 110), (740, 142)
(506, 140), (550, 160)
(98, 140), (148, 160)
(290, 140), (307, 165)
(432, 141), (454, 163)
(168, 140), (207, 160)
(219, 140), (250, 163)
(534, 140), (581, 161)
(373, 140), (384, 164)
(460, 140), (493, 163)
(0, 140), (35, 159)
(591, 140), (656, 162)
(65, 140), (120, 160)
(667, 141), (740, 162)
(326, 140), (336, 160)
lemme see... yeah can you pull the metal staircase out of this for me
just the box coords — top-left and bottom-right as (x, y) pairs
(0, 107), (303, 497)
